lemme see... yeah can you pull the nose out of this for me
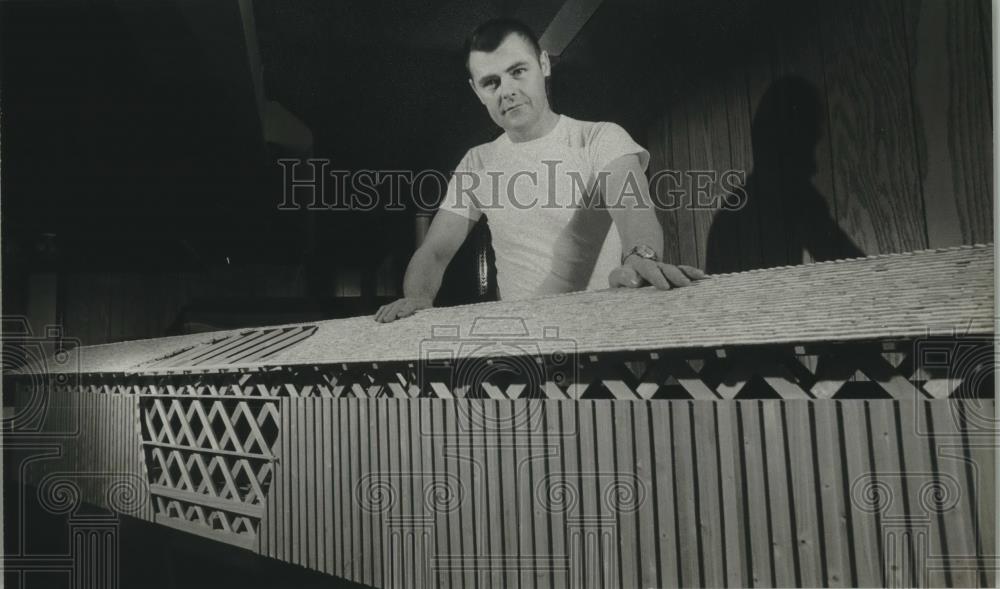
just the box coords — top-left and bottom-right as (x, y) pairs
(498, 76), (518, 99)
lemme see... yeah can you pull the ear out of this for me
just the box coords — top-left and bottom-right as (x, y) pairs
(539, 50), (552, 77)
(467, 78), (487, 104)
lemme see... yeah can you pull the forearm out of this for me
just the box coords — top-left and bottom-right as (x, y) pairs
(401, 246), (449, 303)
(616, 210), (664, 260)
(604, 154), (664, 260)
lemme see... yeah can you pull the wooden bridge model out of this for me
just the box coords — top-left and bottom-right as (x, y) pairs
(5, 244), (996, 588)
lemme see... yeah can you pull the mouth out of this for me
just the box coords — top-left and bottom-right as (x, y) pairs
(502, 104), (523, 115)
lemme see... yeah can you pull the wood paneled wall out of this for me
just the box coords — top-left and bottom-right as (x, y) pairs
(57, 267), (307, 346)
(53, 261), (406, 347)
(646, 0), (992, 273)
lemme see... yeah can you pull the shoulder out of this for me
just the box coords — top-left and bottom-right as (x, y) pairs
(560, 116), (632, 147)
(457, 135), (505, 170)
(561, 116), (648, 171)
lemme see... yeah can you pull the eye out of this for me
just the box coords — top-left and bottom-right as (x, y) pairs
(512, 67), (526, 77)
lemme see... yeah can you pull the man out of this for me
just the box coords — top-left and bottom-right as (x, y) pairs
(374, 18), (706, 323)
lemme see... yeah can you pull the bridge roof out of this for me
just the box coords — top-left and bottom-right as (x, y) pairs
(20, 244), (995, 375)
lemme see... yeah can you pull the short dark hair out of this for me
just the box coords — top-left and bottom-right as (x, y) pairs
(463, 18), (542, 76)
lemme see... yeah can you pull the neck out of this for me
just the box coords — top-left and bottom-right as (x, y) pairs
(507, 109), (559, 143)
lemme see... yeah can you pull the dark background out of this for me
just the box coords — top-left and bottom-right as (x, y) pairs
(1, 0), (993, 345)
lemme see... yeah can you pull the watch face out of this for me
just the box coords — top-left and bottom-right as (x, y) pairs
(636, 245), (656, 258)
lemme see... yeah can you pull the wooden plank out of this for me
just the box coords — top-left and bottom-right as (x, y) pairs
(576, 400), (599, 588)
(297, 398), (307, 568)
(281, 397), (291, 562)
(88, 393), (96, 504)
(99, 393), (106, 508)
(870, 401), (907, 588)
(631, 402), (658, 589)
(455, 400), (476, 589)
(322, 398), (334, 576)
(408, 399), (426, 589)
(904, 0), (993, 247)
(357, 400), (371, 585)
(147, 484), (264, 517)
(444, 400), (464, 589)
(421, 400), (441, 589)
(309, 397), (326, 571)
(110, 395), (117, 512)
(387, 396), (402, 588)
(430, 400), (452, 589)
(740, 401), (774, 587)
(595, 401), (623, 589)
(898, 401), (945, 587)
(397, 399), (414, 589)
(821, 0), (927, 255)
(339, 400), (353, 579)
(374, 399), (389, 586)
(308, 398), (318, 571)
(692, 401), (724, 588)
(650, 400), (679, 588)
(671, 401), (700, 587)
(716, 401), (748, 588)
(784, 401), (822, 588)
(604, 401), (642, 587)
(762, 401), (797, 587)
(809, 401), (857, 587)
(485, 400), (505, 589)
(497, 401), (518, 588)
(351, 400), (364, 582)
(531, 402), (550, 589)
(80, 392), (88, 502)
(469, 400), (487, 589)
(930, 401), (979, 588)
(952, 400), (993, 588)
(970, 402), (996, 589)
(841, 401), (882, 586)
(547, 400), (569, 589)
(515, 401), (538, 589)
(332, 400), (344, 577)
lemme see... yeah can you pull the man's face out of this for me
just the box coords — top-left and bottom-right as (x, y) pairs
(468, 33), (551, 134)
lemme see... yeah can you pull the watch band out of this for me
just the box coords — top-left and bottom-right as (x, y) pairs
(623, 244), (660, 264)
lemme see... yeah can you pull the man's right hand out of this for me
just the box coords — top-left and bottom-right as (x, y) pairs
(373, 297), (433, 323)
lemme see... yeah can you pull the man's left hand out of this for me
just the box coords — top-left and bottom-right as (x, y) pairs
(608, 258), (708, 290)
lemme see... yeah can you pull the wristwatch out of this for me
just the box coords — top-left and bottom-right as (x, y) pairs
(623, 244), (660, 264)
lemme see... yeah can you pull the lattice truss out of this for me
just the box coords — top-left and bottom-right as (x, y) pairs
(138, 390), (280, 543)
(46, 336), (993, 404)
(307, 338), (993, 400)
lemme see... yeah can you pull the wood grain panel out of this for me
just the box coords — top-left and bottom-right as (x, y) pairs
(905, 0), (994, 248)
(665, 100), (700, 269)
(647, 115), (684, 266)
(821, 0), (927, 255)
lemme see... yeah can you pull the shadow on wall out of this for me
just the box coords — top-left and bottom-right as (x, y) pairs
(705, 75), (864, 274)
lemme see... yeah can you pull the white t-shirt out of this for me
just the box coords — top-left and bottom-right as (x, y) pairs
(440, 115), (650, 301)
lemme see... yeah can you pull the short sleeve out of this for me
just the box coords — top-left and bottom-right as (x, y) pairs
(438, 150), (484, 222)
(588, 122), (650, 174)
